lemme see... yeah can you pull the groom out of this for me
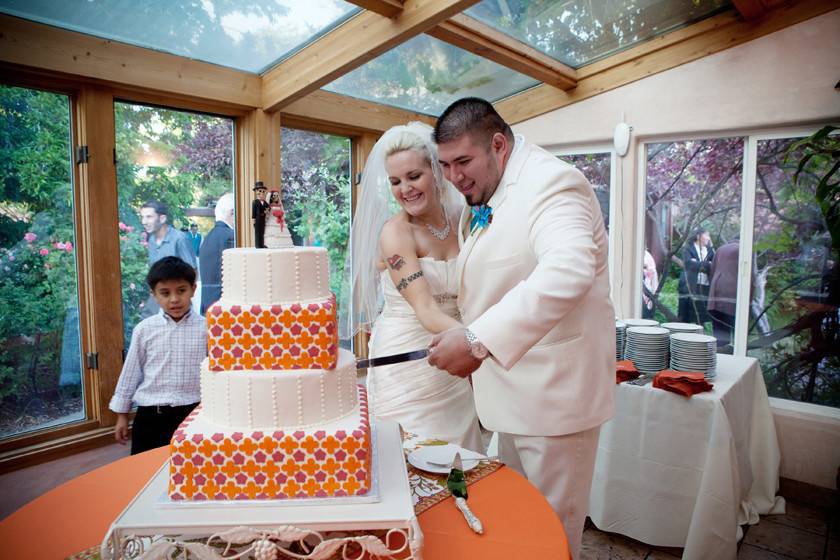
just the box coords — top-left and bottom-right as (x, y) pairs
(428, 97), (615, 558)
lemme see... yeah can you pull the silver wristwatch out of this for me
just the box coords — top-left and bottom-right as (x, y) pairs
(465, 329), (489, 360)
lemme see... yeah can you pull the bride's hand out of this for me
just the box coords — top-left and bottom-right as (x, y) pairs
(428, 327), (481, 378)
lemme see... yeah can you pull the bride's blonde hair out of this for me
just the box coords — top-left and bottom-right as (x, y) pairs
(383, 130), (433, 162)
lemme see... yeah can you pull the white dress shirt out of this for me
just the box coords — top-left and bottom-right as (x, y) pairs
(109, 309), (207, 413)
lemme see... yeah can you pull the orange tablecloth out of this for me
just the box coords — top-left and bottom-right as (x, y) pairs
(0, 447), (569, 559)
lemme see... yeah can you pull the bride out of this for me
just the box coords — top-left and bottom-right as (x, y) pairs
(343, 122), (484, 452)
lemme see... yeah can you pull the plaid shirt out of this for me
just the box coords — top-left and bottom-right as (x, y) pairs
(109, 309), (207, 413)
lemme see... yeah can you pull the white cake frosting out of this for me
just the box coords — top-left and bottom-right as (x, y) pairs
(265, 225), (293, 249)
(220, 247), (331, 304)
(199, 349), (358, 431)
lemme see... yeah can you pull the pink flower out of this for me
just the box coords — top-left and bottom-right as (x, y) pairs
(64, 242), (73, 252)
(126, 226), (134, 233)
(39, 248), (49, 256)
(119, 222), (128, 232)
(54, 242), (65, 250)
(24, 232), (37, 243)
(120, 235), (127, 241)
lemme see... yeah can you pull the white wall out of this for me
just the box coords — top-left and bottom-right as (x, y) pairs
(512, 10), (840, 490)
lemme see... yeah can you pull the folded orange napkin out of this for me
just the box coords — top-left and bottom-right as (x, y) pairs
(653, 370), (714, 397)
(616, 360), (641, 384)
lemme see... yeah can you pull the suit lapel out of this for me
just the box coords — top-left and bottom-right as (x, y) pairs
(456, 139), (530, 293)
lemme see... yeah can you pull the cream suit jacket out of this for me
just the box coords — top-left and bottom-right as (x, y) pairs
(457, 138), (615, 436)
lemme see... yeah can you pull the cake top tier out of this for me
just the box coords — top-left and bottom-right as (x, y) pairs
(221, 247), (331, 304)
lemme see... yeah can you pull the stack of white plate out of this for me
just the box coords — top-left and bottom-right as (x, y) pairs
(623, 318), (659, 328)
(624, 326), (670, 375)
(661, 322), (704, 335)
(615, 321), (628, 361)
(670, 332), (717, 378)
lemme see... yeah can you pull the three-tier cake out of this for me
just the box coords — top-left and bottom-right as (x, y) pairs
(168, 244), (371, 501)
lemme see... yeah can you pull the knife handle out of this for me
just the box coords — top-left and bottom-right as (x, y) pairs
(455, 496), (484, 534)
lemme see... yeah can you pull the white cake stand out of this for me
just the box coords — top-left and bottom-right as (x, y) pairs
(101, 420), (422, 559)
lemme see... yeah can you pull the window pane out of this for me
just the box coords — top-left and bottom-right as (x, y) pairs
(280, 128), (351, 311)
(561, 152), (611, 230)
(0, 0), (361, 73)
(0, 85), (84, 439)
(749, 135), (840, 407)
(466, 0), (730, 68)
(115, 102), (235, 347)
(643, 138), (744, 354)
(322, 34), (540, 116)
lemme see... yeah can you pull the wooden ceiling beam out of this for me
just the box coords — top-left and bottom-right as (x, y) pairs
(495, 0), (840, 124)
(345, 0), (405, 19)
(281, 90), (435, 134)
(0, 14), (261, 108)
(427, 14), (577, 90)
(261, 0), (480, 112)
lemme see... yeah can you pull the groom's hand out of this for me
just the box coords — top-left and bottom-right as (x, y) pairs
(428, 327), (482, 378)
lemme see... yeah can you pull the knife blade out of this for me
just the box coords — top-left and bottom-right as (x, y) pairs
(447, 452), (484, 534)
(356, 348), (429, 369)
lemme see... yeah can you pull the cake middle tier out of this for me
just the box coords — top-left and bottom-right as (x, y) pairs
(200, 349), (359, 431)
(206, 295), (338, 371)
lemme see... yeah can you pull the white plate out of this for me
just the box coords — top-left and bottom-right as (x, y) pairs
(407, 444), (483, 474)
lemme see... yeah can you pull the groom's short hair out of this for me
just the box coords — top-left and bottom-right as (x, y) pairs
(433, 97), (514, 147)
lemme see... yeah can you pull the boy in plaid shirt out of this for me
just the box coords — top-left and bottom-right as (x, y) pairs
(110, 256), (207, 454)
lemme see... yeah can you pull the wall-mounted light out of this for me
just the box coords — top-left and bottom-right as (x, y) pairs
(614, 118), (632, 157)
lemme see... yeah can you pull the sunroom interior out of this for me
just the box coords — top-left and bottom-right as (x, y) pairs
(0, 0), (838, 553)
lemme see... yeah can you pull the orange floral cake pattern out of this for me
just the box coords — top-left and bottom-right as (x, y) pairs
(206, 295), (338, 371)
(169, 386), (371, 500)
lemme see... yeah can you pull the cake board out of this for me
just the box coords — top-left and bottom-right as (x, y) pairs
(101, 420), (422, 559)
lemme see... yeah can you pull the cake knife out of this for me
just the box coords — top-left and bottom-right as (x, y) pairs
(447, 452), (484, 534)
(356, 348), (429, 369)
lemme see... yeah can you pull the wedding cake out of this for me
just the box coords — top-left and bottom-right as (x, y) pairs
(168, 240), (371, 501)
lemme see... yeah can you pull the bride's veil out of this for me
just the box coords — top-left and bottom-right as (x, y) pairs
(338, 121), (463, 343)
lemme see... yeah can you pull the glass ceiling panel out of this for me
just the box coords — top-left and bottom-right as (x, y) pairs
(322, 34), (540, 116)
(465, 0), (731, 68)
(0, 0), (360, 74)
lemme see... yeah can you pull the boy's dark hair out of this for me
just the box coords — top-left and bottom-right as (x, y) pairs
(141, 200), (169, 217)
(147, 256), (196, 290)
(433, 97), (514, 146)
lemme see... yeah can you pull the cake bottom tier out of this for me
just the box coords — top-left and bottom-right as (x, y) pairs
(169, 385), (371, 501)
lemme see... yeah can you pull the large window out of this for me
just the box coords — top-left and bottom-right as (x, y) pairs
(560, 151), (612, 231)
(749, 134), (840, 407)
(280, 128), (352, 309)
(0, 85), (84, 439)
(114, 102), (235, 344)
(642, 137), (745, 353)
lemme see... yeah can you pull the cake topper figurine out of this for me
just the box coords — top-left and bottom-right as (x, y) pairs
(251, 181), (269, 248)
(268, 190), (286, 232)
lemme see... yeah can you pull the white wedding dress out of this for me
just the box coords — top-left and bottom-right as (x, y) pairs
(367, 257), (484, 452)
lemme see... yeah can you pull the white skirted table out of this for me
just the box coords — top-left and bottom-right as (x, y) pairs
(589, 354), (785, 560)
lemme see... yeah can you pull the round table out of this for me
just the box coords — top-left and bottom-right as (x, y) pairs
(0, 447), (569, 559)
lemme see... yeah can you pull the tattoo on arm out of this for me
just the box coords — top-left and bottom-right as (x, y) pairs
(387, 254), (406, 270)
(396, 270), (424, 292)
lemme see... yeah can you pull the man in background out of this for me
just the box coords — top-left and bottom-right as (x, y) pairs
(139, 201), (196, 318)
(187, 223), (202, 258)
(140, 201), (196, 268)
(200, 192), (235, 314)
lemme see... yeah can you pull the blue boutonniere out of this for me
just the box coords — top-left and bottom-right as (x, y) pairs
(470, 204), (493, 233)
